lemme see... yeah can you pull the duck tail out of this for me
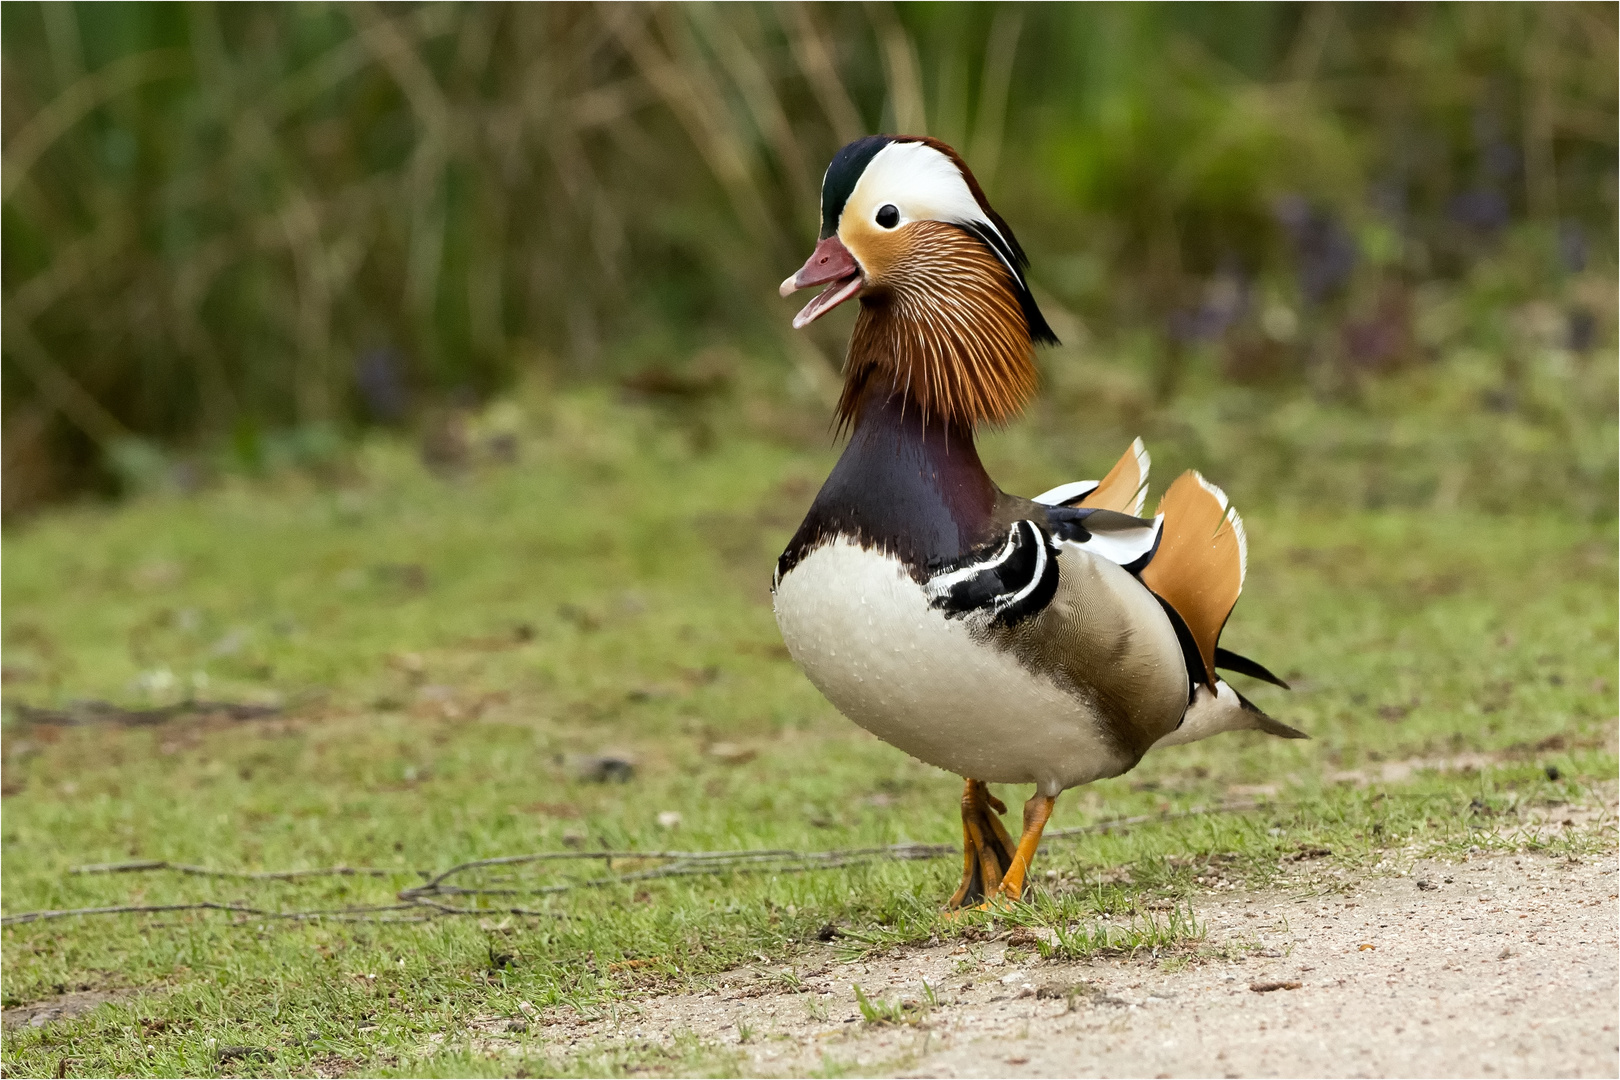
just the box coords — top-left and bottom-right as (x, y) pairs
(1151, 680), (1309, 749)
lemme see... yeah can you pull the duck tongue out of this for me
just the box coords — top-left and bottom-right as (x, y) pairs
(791, 273), (862, 328)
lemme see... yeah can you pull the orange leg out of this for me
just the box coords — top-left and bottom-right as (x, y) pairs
(995, 793), (1057, 902)
(945, 779), (1016, 909)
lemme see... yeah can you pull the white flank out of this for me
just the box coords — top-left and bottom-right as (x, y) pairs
(774, 539), (1139, 794)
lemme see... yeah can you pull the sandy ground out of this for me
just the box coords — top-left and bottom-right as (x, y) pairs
(531, 850), (1620, 1078)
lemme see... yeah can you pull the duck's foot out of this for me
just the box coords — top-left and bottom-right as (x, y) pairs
(946, 779), (1016, 909)
(993, 793), (1056, 902)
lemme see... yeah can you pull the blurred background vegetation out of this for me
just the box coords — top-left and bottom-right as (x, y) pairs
(2, 1), (1615, 516)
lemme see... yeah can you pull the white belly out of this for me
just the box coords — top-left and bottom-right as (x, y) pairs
(772, 538), (1134, 793)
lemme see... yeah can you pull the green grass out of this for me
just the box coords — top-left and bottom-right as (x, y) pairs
(2, 388), (1615, 1078)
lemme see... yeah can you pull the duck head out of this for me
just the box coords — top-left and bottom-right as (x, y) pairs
(781, 135), (1057, 429)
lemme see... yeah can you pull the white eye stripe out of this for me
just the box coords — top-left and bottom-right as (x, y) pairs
(846, 143), (1001, 241)
(842, 141), (1034, 296)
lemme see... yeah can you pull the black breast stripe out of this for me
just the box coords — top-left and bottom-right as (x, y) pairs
(925, 521), (1059, 628)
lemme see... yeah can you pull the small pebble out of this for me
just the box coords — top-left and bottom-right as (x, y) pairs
(570, 754), (635, 783)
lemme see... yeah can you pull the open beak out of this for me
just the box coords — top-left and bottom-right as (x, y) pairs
(779, 236), (862, 328)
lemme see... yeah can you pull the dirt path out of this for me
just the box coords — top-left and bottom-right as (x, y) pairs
(533, 850), (1619, 1077)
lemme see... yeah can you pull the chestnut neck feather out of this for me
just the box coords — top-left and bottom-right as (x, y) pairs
(837, 221), (1037, 431)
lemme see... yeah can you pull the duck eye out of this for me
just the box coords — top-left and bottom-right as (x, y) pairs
(876, 204), (900, 229)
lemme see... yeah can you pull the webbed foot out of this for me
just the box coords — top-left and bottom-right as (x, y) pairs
(946, 779), (1016, 909)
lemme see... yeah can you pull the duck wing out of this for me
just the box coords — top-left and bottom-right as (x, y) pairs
(1139, 471), (1245, 688)
(1032, 439), (1160, 572)
(922, 437), (1161, 629)
(1031, 437), (1151, 516)
(1139, 471), (1306, 746)
(1044, 505), (1161, 574)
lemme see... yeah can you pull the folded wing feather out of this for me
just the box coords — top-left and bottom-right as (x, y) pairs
(1031, 438), (1150, 516)
(1076, 437), (1150, 517)
(1138, 471), (1245, 688)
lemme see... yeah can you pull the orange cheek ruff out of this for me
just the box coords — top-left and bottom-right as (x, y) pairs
(839, 221), (1037, 431)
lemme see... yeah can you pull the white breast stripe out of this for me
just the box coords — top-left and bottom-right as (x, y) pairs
(925, 521), (1062, 629)
(924, 525), (1021, 596)
(854, 141), (1000, 241)
(988, 522), (1051, 616)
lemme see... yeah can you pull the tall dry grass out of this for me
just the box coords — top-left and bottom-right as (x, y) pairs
(2, 3), (1614, 508)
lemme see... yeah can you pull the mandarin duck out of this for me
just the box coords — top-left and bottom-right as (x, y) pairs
(773, 135), (1306, 908)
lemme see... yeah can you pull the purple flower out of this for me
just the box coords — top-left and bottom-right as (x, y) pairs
(1274, 195), (1357, 306)
(356, 347), (410, 423)
(1448, 188), (1510, 234)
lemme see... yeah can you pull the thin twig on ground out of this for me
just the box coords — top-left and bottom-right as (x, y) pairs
(5, 801), (1274, 927)
(70, 860), (397, 880)
(1, 901), (425, 926)
(13, 700), (281, 727)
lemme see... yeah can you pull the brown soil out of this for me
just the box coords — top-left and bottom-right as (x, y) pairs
(1, 990), (129, 1031)
(530, 850), (1620, 1078)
